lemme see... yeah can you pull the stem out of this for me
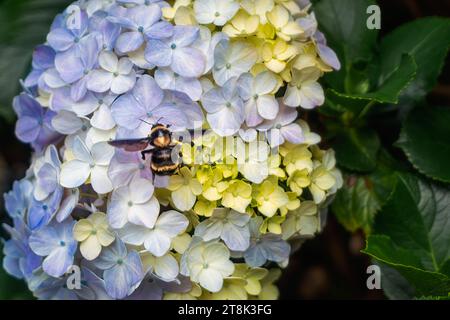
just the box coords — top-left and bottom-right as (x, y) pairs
(357, 100), (377, 120)
(80, 193), (99, 200)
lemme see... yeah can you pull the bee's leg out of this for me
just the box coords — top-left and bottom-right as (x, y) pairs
(141, 150), (153, 160)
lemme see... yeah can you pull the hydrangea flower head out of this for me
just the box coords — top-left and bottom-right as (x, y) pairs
(2, 0), (342, 300)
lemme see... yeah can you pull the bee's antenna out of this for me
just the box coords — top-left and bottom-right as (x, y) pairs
(139, 119), (153, 126)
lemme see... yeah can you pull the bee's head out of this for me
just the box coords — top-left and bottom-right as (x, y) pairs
(152, 123), (170, 130)
(150, 124), (172, 148)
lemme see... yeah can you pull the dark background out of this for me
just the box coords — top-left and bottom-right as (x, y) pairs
(0, 0), (449, 300)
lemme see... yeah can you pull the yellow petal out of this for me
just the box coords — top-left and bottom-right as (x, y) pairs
(267, 5), (289, 28)
(309, 183), (326, 204)
(89, 212), (107, 226)
(168, 174), (185, 191)
(282, 21), (304, 37)
(265, 59), (286, 73)
(172, 233), (192, 254)
(314, 171), (336, 190)
(172, 186), (197, 211)
(73, 220), (93, 242)
(245, 278), (262, 295)
(80, 236), (102, 261)
(96, 229), (115, 247)
(194, 198), (216, 217)
(190, 179), (203, 196)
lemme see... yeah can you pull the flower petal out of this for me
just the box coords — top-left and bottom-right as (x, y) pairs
(60, 160), (91, 188)
(91, 165), (113, 194)
(128, 197), (160, 229)
(116, 31), (144, 53)
(172, 47), (206, 78)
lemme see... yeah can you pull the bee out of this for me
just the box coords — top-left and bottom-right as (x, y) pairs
(108, 122), (183, 176)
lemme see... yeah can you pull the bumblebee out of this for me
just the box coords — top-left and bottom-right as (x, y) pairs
(108, 123), (183, 176)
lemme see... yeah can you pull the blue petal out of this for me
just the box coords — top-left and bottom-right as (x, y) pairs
(42, 247), (74, 277)
(47, 28), (75, 52)
(32, 45), (56, 70)
(144, 39), (171, 67)
(116, 31), (144, 53)
(104, 265), (132, 299)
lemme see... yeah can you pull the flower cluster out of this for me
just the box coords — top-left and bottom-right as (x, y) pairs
(2, 0), (341, 300)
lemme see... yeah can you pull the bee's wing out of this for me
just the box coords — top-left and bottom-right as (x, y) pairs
(108, 138), (150, 152)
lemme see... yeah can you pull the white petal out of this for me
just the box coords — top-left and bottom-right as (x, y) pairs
(254, 72), (277, 95)
(91, 165), (113, 194)
(52, 111), (84, 135)
(91, 142), (115, 165)
(245, 100), (264, 127)
(108, 187), (130, 229)
(207, 107), (243, 136)
(130, 178), (155, 204)
(111, 72), (136, 95)
(281, 124), (304, 144)
(193, 0), (216, 24)
(117, 223), (148, 246)
(60, 160), (91, 188)
(144, 230), (172, 257)
(99, 51), (119, 73)
(118, 57), (134, 74)
(299, 82), (325, 109)
(256, 95), (279, 120)
(153, 254), (179, 282)
(72, 136), (94, 164)
(222, 224), (250, 251)
(283, 85), (302, 108)
(195, 219), (223, 242)
(237, 73), (253, 100)
(87, 70), (114, 93)
(172, 48), (206, 78)
(156, 210), (189, 237)
(91, 104), (116, 130)
(198, 269), (223, 293)
(128, 197), (160, 229)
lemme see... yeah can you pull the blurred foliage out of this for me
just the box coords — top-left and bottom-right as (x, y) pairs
(0, 0), (69, 300)
(313, 0), (450, 299)
(0, 0), (70, 122)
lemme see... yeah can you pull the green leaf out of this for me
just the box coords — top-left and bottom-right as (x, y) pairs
(380, 17), (450, 101)
(397, 106), (450, 183)
(332, 168), (397, 234)
(0, 0), (70, 122)
(313, 0), (379, 93)
(415, 295), (450, 300)
(333, 127), (381, 172)
(376, 262), (415, 300)
(364, 236), (450, 297)
(312, 0), (378, 62)
(329, 55), (417, 106)
(363, 173), (450, 297)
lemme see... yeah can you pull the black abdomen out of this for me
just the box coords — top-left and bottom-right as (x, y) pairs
(151, 148), (180, 175)
(152, 148), (174, 165)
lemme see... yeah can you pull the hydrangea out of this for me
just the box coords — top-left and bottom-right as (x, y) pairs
(2, 0), (342, 300)
(73, 211), (115, 260)
(194, 208), (251, 251)
(29, 220), (77, 277)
